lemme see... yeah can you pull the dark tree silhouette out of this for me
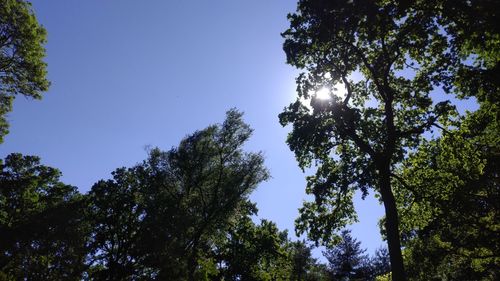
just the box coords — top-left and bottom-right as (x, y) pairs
(0, 154), (88, 280)
(290, 241), (315, 281)
(86, 168), (146, 280)
(323, 230), (371, 281)
(370, 247), (391, 279)
(87, 109), (269, 280)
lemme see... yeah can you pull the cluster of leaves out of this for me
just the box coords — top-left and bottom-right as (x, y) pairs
(394, 100), (499, 280)
(0, 153), (88, 280)
(0, 110), (267, 280)
(392, 1), (500, 279)
(86, 109), (270, 280)
(0, 0), (49, 142)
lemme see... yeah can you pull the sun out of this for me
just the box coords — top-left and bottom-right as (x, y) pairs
(315, 87), (331, 100)
(301, 83), (348, 110)
(313, 83), (347, 100)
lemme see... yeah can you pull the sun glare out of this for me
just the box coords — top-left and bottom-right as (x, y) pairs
(311, 83), (348, 101)
(301, 83), (348, 111)
(315, 87), (331, 100)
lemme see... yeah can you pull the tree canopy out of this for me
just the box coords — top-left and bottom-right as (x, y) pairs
(279, 0), (498, 279)
(0, 153), (88, 280)
(0, 0), (49, 142)
(2, 110), (377, 281)
(87, 109), (270, 280)
(395, 100), (499, 280)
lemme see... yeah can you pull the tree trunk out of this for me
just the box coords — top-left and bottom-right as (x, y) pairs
(378, 168), (406, 281)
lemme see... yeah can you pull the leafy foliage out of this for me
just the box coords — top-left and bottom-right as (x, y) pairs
(396, 103), (500, 280)
(0, 153), (88, 280)
(0, 110), (337, 281)
(391, 1), (499, 279)
(0, 0), (49, 142)
(370, 248), (391, 279)
(279, 0), (499, 278)
(87, 109), (269, 280)
(86, 167), (148, 280)
(289, 240), (325, 281)
(215, 209), (291, 281)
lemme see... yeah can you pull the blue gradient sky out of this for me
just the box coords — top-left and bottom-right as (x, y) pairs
(1, 0), (387, 255)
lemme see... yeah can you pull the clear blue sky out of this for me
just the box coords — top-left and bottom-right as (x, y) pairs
(1, 0), (387, 256)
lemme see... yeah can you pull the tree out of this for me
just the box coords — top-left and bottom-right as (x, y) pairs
(86, 168), (148, 280)
(215, 209), (291, 281)
(0, 0), (49, 142)
(289, 241), (314, 281)
(87, 109), (269, 280)
(370, 248), (390, 279)
(289, 241), (329, 281)
(391, 1), (500, 279)
(395, 102), (499, 280)
(323, 230), (371, 281)
(278, 1), (487, 279)
(0, 153), (88, 280)
(214, 212), (330, 281)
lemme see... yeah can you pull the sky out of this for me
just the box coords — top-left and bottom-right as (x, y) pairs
(0, 0), (386, 256)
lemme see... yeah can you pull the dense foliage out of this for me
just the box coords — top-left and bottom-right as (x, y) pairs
(279, 0), (499, 279)
(0, 154), (88, 280)
(0, 112), (390, 281)
(0, 0), (49, 142)
(395, 102), (499, 280)
(86, 109), (270, 280)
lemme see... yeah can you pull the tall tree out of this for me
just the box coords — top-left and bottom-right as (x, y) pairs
(289, 241), (314, 281)
(87, 109), (269, 280)
(0, 0), (49, 142)
(86, 168), (148, 280)
(0, 153), (88, 280)
(278, 1), (487, 279)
